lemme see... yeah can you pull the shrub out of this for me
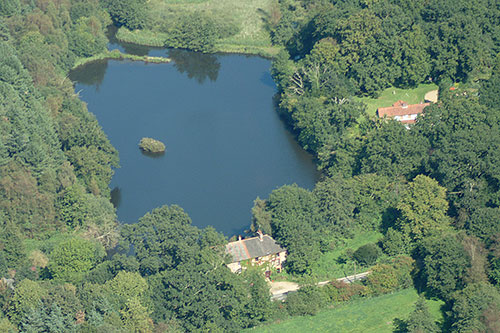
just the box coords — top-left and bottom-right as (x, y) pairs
(363, 264), (399, 296)
(139, 138), (165, 153)
(323, 280), (365, 303)
(353, 243), (381, 266)
(285, 286), (327, 316)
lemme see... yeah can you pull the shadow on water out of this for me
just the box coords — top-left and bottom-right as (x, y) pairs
(167, 49), (221, 84)
(140, 150), (166, 159)
(69, 60), (108, 88)
(110, 187), (122, 209)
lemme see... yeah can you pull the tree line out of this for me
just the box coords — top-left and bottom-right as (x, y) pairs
(258, 0), (500, 330)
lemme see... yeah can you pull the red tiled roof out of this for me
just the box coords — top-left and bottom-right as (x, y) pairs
(377, 100), (430, 118)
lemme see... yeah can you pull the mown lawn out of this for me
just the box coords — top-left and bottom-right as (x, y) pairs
(357, 84), (438, 117)
(247, 288), (444, 333)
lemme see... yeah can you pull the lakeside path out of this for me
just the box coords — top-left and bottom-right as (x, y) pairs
(270, 271), (371, 301)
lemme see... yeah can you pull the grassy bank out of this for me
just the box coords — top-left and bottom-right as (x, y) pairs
(248, 288), (444, 333)
(357, 84), (438, 117)
(72, 49), (170, 69)
(117, 0), (281, 57)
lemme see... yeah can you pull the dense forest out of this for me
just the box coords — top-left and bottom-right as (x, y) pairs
(1, 0), (500, 332)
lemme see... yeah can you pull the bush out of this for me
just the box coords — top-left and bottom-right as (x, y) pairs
(363, 264), (399, 296)
(285, 286), (327, 316)
(353, 243), (381, 266)
(139, 137), (165, 153)
(323, 280), (365, 303)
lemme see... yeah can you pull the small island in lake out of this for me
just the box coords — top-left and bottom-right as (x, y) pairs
(139, 137), (166, 153)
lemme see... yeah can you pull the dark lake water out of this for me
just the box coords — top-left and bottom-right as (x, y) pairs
(70, 43), (319, 236)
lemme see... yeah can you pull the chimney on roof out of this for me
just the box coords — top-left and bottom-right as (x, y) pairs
(402, 102), (408, 109)
(257, 230), (263, 242)
(238, 235), (242, 241)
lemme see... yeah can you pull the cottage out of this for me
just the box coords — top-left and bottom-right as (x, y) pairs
(225, 231), (286, 276)
(377, 100), (430, 124)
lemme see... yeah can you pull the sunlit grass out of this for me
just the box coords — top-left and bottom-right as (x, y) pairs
(132, 0), (281, 56)
(247, 288), (444, 333)
(357, 84), (438, 117)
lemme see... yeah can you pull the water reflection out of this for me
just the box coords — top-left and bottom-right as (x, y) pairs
(110, 187), (122, 209)
(69, 60), (108, 88)
(140, 150), (166, 158)
(168, 49), (220, 84)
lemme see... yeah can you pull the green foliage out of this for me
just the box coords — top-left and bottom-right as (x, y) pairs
(0, 317), (17, 333)
(267, 184), (321, 274)
(449, 282), (500, 332)
(466, 207), (500, 242)
(479, 58), (500, 109)
(0, 222), (26, 268)
(285, 285), (327, 316)
(138, 137), (165, 153)
(7, 279), (47, 325)
(162, 12), (239, 52)
(353, 243), (380, 266)
(122, 205), (200, 275)
(359, 121), (429, 178)
(364, 264), (399, 296)
(322, 280), (365, 303)
(421, 234), (469, 300)
(48, 237), (105, 283)
(148, 252), (257, 331)
(102, 0), (147, 30)
(242, 268), (275, 324)
(120, 297), (153, 333)
(251, 197), (272, 235)
(104, 271), (148, 303)
(313, 176), (356, 237)
(20, 302), (77, 333)
(56, 184), (89, 229)
(364, 256), (414, 296)
(381, 228), (411, 256)
(396, 175), (451, 241)
(69, 17), (107, 57)
(403, 296), (439, 333)
(249, 288), (443, 333)
(0, 0), (19, 17)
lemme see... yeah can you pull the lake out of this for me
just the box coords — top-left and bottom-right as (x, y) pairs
(70, 43), (319, 236)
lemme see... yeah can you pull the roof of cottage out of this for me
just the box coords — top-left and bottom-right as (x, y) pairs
(226, 235), (285, 263)
(377, 100), (430, 118)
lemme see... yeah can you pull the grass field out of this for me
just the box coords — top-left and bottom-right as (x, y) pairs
(248, 288), (444, 333)
(119, 0), (281, 57)
(357, 84), (438, 117)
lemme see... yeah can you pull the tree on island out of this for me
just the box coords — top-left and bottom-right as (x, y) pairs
(138, 138), (165, 153)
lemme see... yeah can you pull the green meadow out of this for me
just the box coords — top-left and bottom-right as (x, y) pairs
(247, 288), (444, 333)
